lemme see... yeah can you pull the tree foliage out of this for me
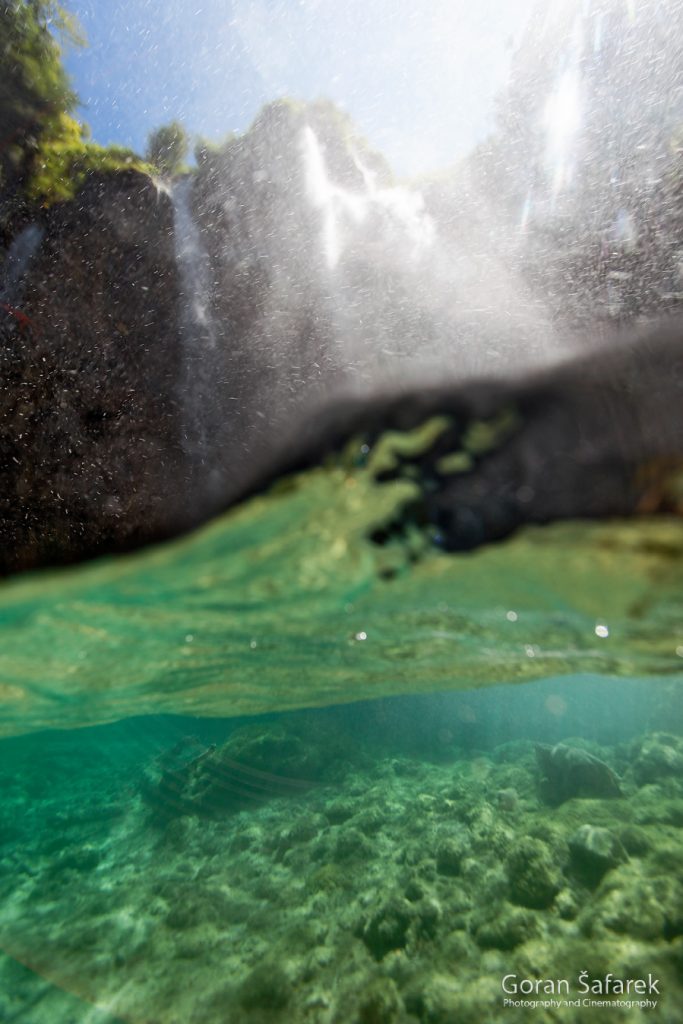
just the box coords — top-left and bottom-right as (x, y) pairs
(146, 120), (189, 177)
(0, 2), (152, 207)
(0, 0), (80, 190)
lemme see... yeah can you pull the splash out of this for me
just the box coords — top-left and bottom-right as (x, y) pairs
(171, 177), (221, 473)
(544, 37), (583, 197)
(301, 125), (434, 270)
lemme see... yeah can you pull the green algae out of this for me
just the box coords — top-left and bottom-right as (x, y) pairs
(1, 453), (683, 736)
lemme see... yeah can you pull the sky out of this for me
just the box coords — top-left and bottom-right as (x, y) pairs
(61, 0), (537, 177)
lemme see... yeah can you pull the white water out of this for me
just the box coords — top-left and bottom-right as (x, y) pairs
(300, 123), (563, 379)
(172, 177), (217, 353)
(301, 125), (434, 271)
(170, 177), (222, 473)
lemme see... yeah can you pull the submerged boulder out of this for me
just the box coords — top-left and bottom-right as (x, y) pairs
(568, 824), (628, 887)
(505, 836), (561, 909)
(142, 723), (338, 819)
(632, 733), (683, 786)
(536, 743), (622, 805)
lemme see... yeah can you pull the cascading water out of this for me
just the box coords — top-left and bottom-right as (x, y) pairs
(301, 124), (435, 271)
(170, 176), (223, 488)
(299, 123), (560, 380)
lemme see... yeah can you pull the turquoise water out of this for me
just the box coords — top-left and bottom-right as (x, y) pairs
(1, 676), (681, 1023)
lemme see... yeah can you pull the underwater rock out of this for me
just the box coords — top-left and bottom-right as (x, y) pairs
(536, 742), (622, 804)
(332, 826), (374, 863)
(414, 897), (443, 940)
(632, 734), (683, 785)
(582, 867), (683, 941)
(361, 897), (415, 960)
(568, 824), (628, 887)
(472, 903), (540, 950)
(238, 960), (291, 1011)
(494, 788), (519, 812)
(505, 837), (561, 909)
(434, 836), (469, 877)
(142, 725), (329, 818)
(617, 824), (652, 856)
(355, 977), (404, 1024)
(554, 888), (580, 920)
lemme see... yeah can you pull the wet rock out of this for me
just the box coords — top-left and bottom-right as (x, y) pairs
(495, 787), (519, 812)
(362, 898), (414, 960)
(404, 877), (426, 903)
(239, 961), (291, 1011)
(333, 827), (374, 863)
(356, 977), (404, 1024)
(0, 170), (185, 572)
(568, 825), (628, 887)
(555, 888), (580, 920)
(633, 734), (683, 785)
(143, 724), (329, 818)
(414, 897), (443, 939)
(505, 837), (561, 909)
(325, 798), (357, 824)
(617, 824), (651, 856)
(473, 904), (539, 950)
(583, 869), (680, 941)
(536, 743), (622, 804)
(435, 836), (468, 877)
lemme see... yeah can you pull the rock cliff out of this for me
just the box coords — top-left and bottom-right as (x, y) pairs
(1, 100), (682, 574)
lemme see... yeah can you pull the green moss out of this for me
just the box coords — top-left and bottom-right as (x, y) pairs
(25, 112), (154, 205)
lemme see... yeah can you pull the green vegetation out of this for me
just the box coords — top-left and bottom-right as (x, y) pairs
(0, 0), (151, 210)
(145, 119), (189, 177)
(25, 112), (152, 204)
(0, 0), (80, 191)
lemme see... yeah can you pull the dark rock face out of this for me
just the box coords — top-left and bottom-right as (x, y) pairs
(0, 170), (186, 572)
(1, 99), (683, 574)
(536, 743), (622, 805)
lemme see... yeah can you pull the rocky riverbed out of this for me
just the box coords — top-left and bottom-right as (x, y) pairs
(1, 704), (682, 1023)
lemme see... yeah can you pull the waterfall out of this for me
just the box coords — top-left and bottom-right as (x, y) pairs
(171, 176), (221, 474)
(299, 123), (560, 379)
(0, 224), (44, 303)
(301, 125), (434, 271)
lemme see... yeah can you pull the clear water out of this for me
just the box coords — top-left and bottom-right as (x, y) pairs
(1, 445), (683, 1021)
(3, 2), (683, 1021)
(1, 676), (682, 1022)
